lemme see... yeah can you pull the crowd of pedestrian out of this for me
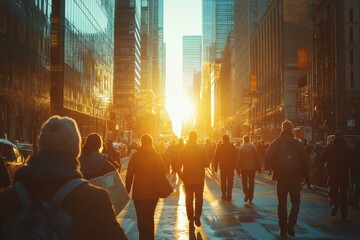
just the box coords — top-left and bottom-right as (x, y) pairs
(1, 115), (360, 239)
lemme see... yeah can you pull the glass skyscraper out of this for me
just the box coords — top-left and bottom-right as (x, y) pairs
(183, 36), (202, 95)
(51, 0), (115, 136)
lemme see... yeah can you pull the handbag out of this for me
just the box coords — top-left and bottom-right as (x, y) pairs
(154, 158), (173, 198)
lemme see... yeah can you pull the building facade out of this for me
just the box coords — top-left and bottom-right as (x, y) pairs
(51, 0), (115, 138)
(309, 0), (360, 137)
(249, 0), (308, 140)
(0, 0), (52, 142)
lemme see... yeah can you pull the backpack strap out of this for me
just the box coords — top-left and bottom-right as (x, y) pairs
(51, 178), (88, 208)
(15, 182), (32, 209)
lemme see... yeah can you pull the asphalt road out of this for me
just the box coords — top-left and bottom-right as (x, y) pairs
(117, 156), (360, 240)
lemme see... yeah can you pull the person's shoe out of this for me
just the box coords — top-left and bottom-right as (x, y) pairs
(331, 206), (338, 216)
(194, 217), (201, 227)
(244, 194), (249, 202)
(287, 223), (295, 237)
(248, 198), (253, 204)
(221, 194), (226, 200)
(226, 195), (232, 201)
(279, 228), (287, 237)
(189, 220), (195, 230)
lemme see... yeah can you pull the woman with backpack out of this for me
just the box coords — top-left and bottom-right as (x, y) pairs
(0, 115), (127, 239)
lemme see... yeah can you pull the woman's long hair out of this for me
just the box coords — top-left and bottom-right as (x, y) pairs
(82, 133), (103, 155)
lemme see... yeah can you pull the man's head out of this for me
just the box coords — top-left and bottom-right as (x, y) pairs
(243, 135), (250, 143)
(38, 115), (81, 159)
(281, 119), (293, 132)
(222, 134), (230, 143)
(188, 131), (197, 143)
(141, 134), (153, 146)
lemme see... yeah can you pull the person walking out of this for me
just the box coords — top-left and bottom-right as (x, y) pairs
(214, 134), (237, 200)
(125, 134), (168, 240)
(321, 130), (353, 220)
(265, 120), (307, 237)
(0, 115), (127, 239)
(205, 139), (215, 171)
(236, 135), (261, 204)
(80, 133), (117, 180)
(176, 131), (209, 230)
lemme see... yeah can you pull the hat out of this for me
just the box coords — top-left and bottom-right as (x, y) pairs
(281, 120), (293, 132)
(38, 115), (81, 158)
(334, 130), (344, 138)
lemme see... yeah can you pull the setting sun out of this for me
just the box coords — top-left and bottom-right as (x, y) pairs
(167, 94), (195, 137)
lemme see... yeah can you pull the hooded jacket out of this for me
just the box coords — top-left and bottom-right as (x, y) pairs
(80, 151), (116, 180)
(237, 142), (260, 171)
(176, 142), (209, 185)
(125, 145), (167, 200)
(0, 151), (127, 240)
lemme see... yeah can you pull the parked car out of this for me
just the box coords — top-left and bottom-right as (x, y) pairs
(0, 138), (26, 182)
(15, 141), (33, 159)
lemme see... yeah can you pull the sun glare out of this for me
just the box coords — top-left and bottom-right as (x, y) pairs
(167, 95), (195, 136)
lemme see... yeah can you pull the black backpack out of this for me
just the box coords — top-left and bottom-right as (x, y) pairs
(275, 140), (301, 172)
(2, 178), (87, 240)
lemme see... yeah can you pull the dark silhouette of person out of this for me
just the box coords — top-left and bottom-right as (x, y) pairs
(176, 131), (209, 230)
(125, 134), (167, 240)
(0, 152), (10, 189)
(265, 120), (307, 237)
(213, 134), (237, 200)
(236, 135), (261, 204)
(321, 130), (353, 220)
(80, 133), (117, 180)
(0, 115), (127, 239)
(103, 140), (121, 171)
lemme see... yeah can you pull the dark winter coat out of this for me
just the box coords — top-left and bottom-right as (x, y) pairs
(214, 141), (237, 172)
(176, 142), (209, 185)
(237, 142), (261, 171)
(321, 138), (352, 183)
(0, 151), (127, 240)
(265, 132), (307, 180)
(0, 156), (10, 189)
(80, 151), (116, 180)
(125, 145), (167, 200)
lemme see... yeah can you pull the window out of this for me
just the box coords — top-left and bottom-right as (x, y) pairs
(349, 9), (353, 22)
(349, 27), (353, 43)
(350, 70), (354, 88)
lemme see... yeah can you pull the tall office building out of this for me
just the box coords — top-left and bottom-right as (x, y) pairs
(201, 0), (234, 136)
(0, 0), (52, 140)
(233, 0), (270, 136)
(182, 36), (202, 96)
(114, 0), (142, 130)
(51, 0), (115, 137)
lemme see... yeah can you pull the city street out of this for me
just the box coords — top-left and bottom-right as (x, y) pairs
(117, 156), (360, 239)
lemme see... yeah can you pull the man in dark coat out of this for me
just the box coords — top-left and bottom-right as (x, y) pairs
(0, 115), (127, 240)
(321, 130), (353, 220)
(177, 131), (209, 230)
(265, 120), (307, 237)
(214, 134), (237, 200)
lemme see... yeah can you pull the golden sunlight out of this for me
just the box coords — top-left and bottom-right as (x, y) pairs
(167, 95), (195, 136)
